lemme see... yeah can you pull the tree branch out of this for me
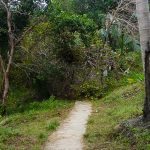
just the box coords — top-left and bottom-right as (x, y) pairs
(0, 55), (5, 74)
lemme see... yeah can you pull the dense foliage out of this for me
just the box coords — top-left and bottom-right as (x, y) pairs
(0, 0), (142, 113)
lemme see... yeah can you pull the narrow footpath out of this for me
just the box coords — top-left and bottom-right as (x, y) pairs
(44, 101), (92, 150)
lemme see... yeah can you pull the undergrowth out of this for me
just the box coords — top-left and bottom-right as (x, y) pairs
(84, 82), (146, 150)
(0, 97), (74, 150)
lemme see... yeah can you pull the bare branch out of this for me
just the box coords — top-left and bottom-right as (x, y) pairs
(106, 0), (137, 35)
(0, 0), (8, 12)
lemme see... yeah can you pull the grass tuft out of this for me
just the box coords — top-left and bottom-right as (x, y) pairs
(46, 118), (60, 131)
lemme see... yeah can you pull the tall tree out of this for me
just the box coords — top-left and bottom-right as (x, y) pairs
(136, 0), (150, 122)
(0, 0), (44, 115)
(0, 0), (15, 115)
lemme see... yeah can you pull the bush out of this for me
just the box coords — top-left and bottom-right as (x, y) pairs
(76, 81), (103, 98)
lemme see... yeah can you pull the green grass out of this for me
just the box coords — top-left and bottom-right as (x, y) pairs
(0, 98), (74, 150)
(84, 82), (145, 150)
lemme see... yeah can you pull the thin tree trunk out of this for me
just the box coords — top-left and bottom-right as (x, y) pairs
(0, 0), (14, 115)
(0, 0), (44, 115)
(0, 0), (43, 115)
(136, 0), (150, 122)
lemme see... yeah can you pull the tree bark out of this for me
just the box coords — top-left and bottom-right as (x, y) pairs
(143, 43), (150, 121)
(136, 0), (150, 122)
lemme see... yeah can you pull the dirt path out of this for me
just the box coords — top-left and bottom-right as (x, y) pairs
(44, 101), (92, 150)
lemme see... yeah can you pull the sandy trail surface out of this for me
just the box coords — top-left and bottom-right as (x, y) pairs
(44, 101), (92, 150)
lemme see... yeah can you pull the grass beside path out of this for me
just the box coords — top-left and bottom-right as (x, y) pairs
(0, 98), (74, 150)
(84, 82), (145, 150)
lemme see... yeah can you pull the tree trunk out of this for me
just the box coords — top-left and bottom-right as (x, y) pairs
(136, 0), (150, 122)
(144, 44), (150, 121)
(0, 0), (14, 115)
(2, 73), (9, 104)
(0, 0), (39, 115)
